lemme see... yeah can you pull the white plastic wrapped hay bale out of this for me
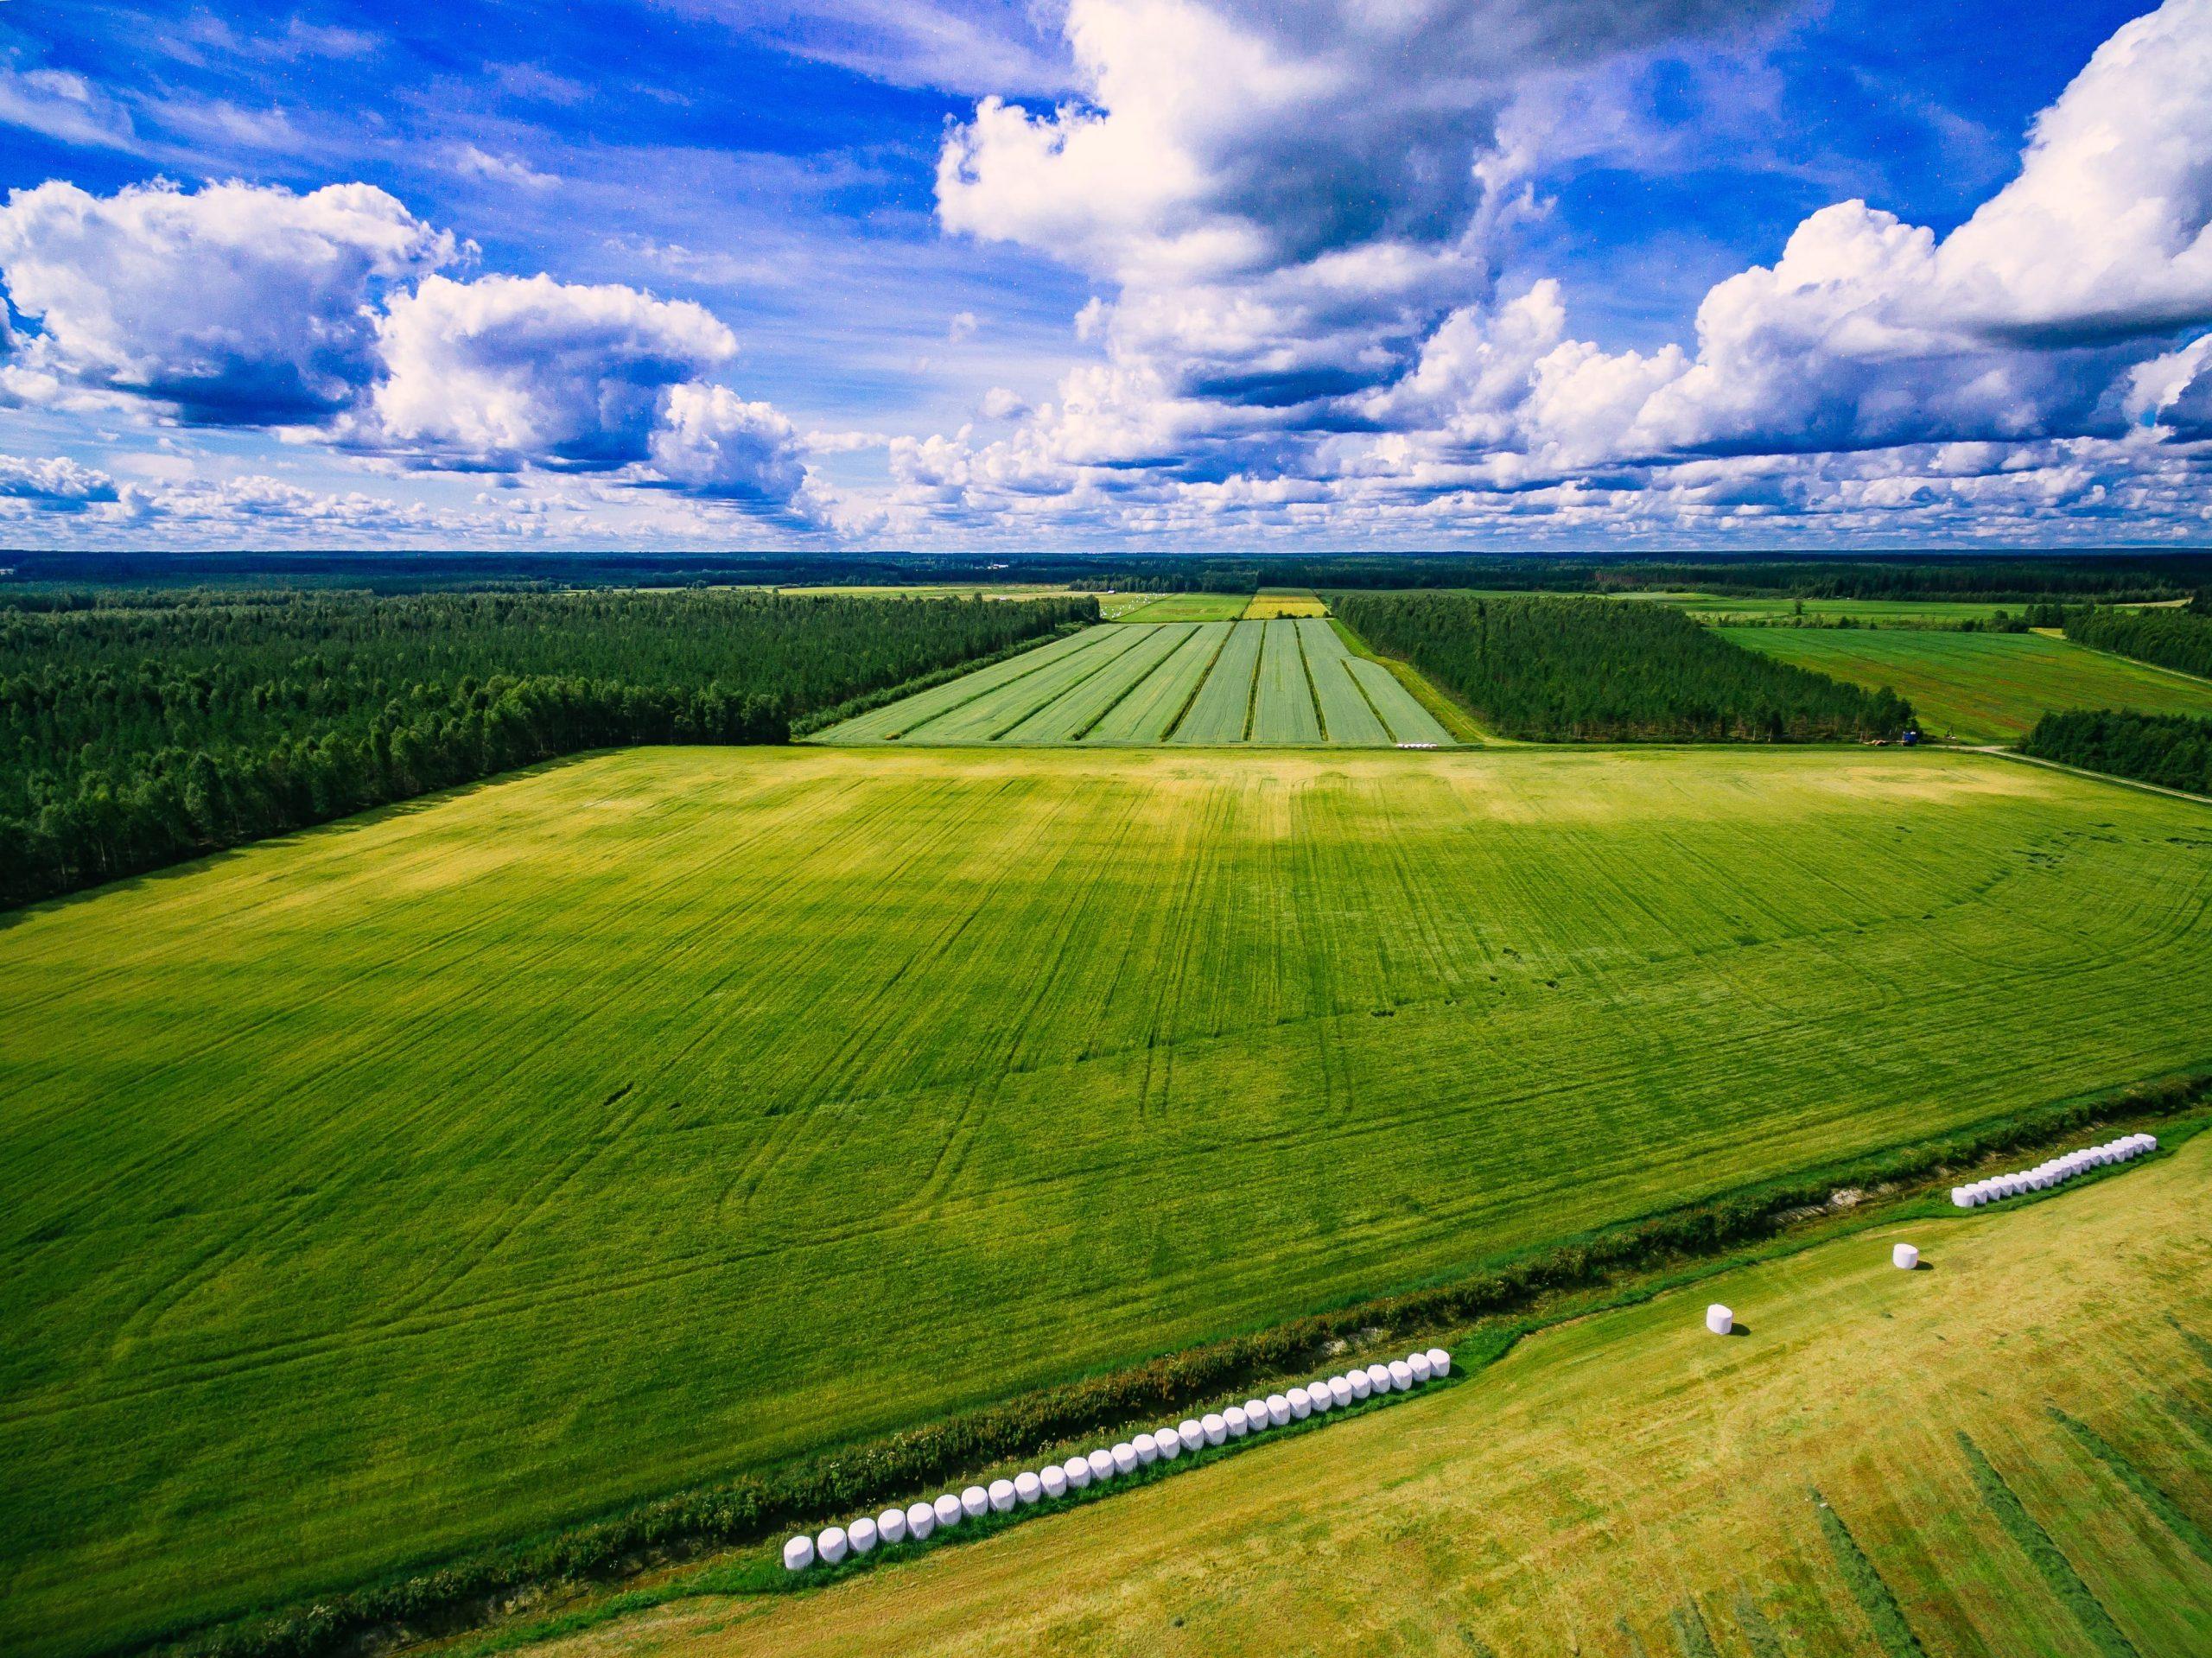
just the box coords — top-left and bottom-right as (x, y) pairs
(817, 1525), (849, 1565)
(1202, 1413), (1227, 1445)
(1014, 1470), (1042, 1504)
(1306, 1382), (1332, 1413)
(906, 1501), (936, 1540)
(1706, 1303), (1733, 1335)
(1111, 1442), (1139, 1475)
(1062, 1454), (1091, 1490)
(878, 1506), (908, 1545)
(1246, 1398), (1273, 1430)
(783, 1534), (816, 1572)
(1387, 1361), (1413, 1392)
(1135, 1432), (1160, 1464)
(1179, 1419), (1206, 1452)
(961, 1485), (988, 1519)
(935, 1493), (963, 1529)
(1287, 1386), (1313, 1419)
(1426, 1347), (1451, 1376)
(1267, 1394), (1291, 1425)
(1154, 1427), (1181, 1461)
(1347, 1368), (1372, 1400)
(1408, 1352), (1433, 1383)
(1087, 1448), (1116, 1483)
(988, 1478), (1016, 1513)
(1365, 1363), (1393, 1394)
(1892, 1242), (1919, 1270)
(1224, 1405), (1249, 1438)
(2143, 1133), (2158, 1151)
(849, 1515), (879, 1554)
(1040, 1464), (1069, 1499)
(1330, 1375), (1354, 1405)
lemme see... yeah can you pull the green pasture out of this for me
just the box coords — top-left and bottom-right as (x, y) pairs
(1721, 626), (2212, 742)
(5, 745), (2212, 1655)
(815, 619), (1451, 746)
(638, 1132), (2212, 1658)
(1110, 593), (1249, 623)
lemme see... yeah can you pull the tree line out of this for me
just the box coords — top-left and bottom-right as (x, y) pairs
(1333, 592), (1913, 741)
(0, 588), (1094, 910)
(2022, 709), (2212, 796)
(2062, 603), (2212, 679)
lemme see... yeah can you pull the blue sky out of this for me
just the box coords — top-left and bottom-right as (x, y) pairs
(3, 0), (2209, 549)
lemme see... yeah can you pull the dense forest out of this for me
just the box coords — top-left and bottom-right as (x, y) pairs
(2023, 709), (2212, 795)
(2064, 604), (2212, 678)
(1333, 592), (1913, 741)
(0, 588), (1093, 909)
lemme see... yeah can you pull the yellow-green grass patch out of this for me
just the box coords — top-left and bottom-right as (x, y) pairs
(6, 746), (2212, 1654)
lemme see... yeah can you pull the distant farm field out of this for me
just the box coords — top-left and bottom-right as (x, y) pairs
(1242, 588), (1330, 619)
(1722, 626), (2212, 741)
(623, 1131), (2212, 1658)
(1110, 593), (1249, 622)
(815, 619), (1452, 746)
(5, 746), (2212, 1655)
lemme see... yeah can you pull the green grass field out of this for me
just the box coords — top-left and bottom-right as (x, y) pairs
(6, 745), (2212, 1655)
(1109, 593), (1249, 622)
(1241, 589), (1330, 619)
(816, 621), (1452, 746)
(599, 1130), (2212, 1658)
(1721, 626), (2212, 742)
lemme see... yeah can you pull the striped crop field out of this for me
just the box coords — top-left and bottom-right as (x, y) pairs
(595, 1128), (2212, 1658)
(1722, 626), (2212, 743)
(818, 620), (1453, 746)
(6, 744), (2212, 1655)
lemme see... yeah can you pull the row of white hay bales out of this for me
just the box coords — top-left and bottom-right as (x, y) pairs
(1948, 1133), (2154, 1208)
(782, 1347), (1452, 1572)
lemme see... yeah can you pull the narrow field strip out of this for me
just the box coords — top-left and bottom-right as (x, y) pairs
(899, 626), (1153, 741)
(1295, 618), (1391, 745)
(999, 623), (1198, 742)
(1167, 620), (1265, 743)
(1084, 622), (1234, 742)
(815, 628), (1103, 742)
(1344, 654), (1457, 744)
(1250, 619), (1323, 744)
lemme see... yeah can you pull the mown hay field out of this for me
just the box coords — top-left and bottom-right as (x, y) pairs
(1722, 626), (2212, 742)
(817, 619), (1452, 746)
(5, 746), (2212, 1654)
(593, 1130), (2212, 1658)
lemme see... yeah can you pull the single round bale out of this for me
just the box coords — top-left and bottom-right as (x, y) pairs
(934, 1493), (963, 1528)
(817, 1526), (849, 1566)
(988, 1478), (1016, 1513)
(1040, 1464), (1069, 1499)
(783, 1534), (816, 1572)
(1135, 1432), (1160, 1464)
(1331, 1375), (1355, 1405)
(1245, 1399), (1272, 1429)
(849, 1515), (879, 1554)
(1347, 1369), (1373, 1400)
(1224, 1406), (1249, 1438)
(877, 1507), (908, 1545)
(1179, 1419), (1206, 1452)
(906, 1501), (936, 1540)
(1154, 1428), (1181, 1461)
(1267, 1394), (1292, 1425)
(1707, 1303), (1733, 1336)
(1306, 1382), (1332, 1413)
(1408, 1352), (1433, 1382)
(1365, 1363), (1393, 1394)
(1014, 1471), (1042, 1505)
(1111, 1442), (1139, 1475)
(1202, 1413), (1227, 1445)
(1427, 1348), (1451, 1375)
(1893, 1242), (1919, 1270)
(1087, 1449), (1116, 1483)
(961, 1485), (988, 1519)
(1387, 1362), (1414, 1392)
(1062, 1455), (1091, 1490)
(1287, 1387), (1313, 1419)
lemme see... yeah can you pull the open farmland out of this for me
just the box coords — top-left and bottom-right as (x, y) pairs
(1242, 589), (1330, 619)
(816, 619), (1453, 746)
(583, 1130), (2212, 1658)
(6, 745), (2212, 1655)
(1111, 593), (1249, 622)
(1723, 626), (2212, 742)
